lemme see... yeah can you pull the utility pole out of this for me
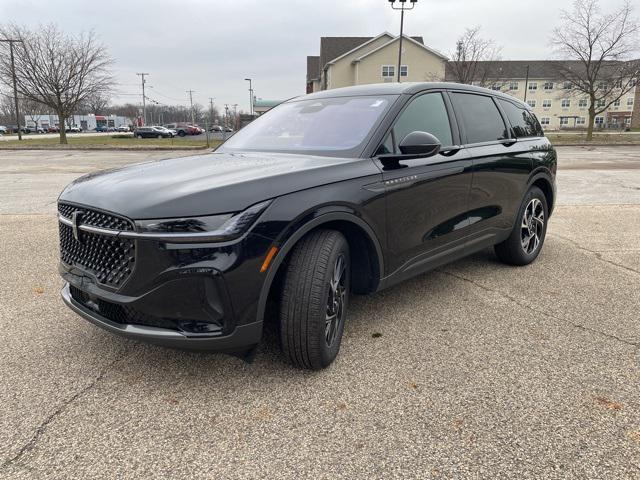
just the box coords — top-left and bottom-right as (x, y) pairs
(1, 38), (25, 140)
(232, 104), (238, 130)
(244, 78), (253, 116)
(209, 97), (215, 124)
(136, 73), (149, 125)
(389, 0), (417, 82)
(186, 90), (195, 125)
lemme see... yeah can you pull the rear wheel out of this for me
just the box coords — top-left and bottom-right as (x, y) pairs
(495, 186), (548, 266)
(178, 131), (186, 137)
(279, 230), (350, 370)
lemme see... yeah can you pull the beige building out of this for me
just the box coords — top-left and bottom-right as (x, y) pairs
(306, 34), (639, 130)
(306, 32), (447, 93)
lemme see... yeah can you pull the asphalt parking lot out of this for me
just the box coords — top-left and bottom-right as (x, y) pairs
(0, 146), (639, 478)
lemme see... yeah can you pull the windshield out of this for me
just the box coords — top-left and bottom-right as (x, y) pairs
(219, 95), (397, 157)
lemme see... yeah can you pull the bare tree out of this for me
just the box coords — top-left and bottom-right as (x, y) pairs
(21, 97), (46, 130)
(552, 0), (639, 139)
(447, 27), (502, 86)
(82, 92), (110, 115)
(0, 23), (114, 144)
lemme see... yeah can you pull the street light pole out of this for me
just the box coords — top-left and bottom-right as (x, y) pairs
(1, 38), (25, 140)
(389, 0), (417, 83)
(244, 78), (253, 117)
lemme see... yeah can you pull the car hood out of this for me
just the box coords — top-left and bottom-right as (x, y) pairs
(59, 151), (380, 219)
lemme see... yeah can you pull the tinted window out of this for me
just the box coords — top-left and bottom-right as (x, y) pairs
(393, 93), (453, 148)
(450, 93), (508, 144)
(498, 99), (541, 138)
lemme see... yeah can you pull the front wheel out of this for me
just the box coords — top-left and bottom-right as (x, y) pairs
(178, 131), (186, 137)
(495, 186), (548, 266)
(279, 230), (350, 370)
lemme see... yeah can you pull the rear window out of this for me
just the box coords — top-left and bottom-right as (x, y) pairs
(450, 93), (508, 144)
(498, 99), (543, 138)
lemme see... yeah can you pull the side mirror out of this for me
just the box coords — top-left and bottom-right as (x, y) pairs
(398, 131), (441, 157)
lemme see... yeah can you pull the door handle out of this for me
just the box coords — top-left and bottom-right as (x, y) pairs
(439, 145), (461, 156)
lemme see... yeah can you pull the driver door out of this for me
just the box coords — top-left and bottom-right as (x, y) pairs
(375, 91), (473, 279)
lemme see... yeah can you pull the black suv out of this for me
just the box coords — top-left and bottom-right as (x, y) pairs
(58, 82), (556, 369)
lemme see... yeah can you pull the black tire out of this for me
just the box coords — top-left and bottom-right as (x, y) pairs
(280, 229), (350, 370)
(494, 186), (548, 266)
(178, 130), (186, 137)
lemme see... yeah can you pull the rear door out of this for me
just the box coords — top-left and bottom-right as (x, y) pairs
(374, 91), (473, 279)
(448, 92), (532, 246)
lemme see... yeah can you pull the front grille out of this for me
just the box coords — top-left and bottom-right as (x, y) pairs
(58, 203), (134, 232)
(59, 203), (136, 288)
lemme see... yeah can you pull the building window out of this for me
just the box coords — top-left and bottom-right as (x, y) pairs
(542, 99), (552, 108)
(597, 82), (607, 90)
(579, 98), (588, 108)
(381, 65), (395, 78)
(613, 99), (621, 107)
(543, 82), (554, 90)
(528, 82), (538, 91)
(509, 82), (518, 91)
(625, 117), (631, 125)
(560, 117), (569, 125)
(527, 99), (536, 108)
(540, 117), (550, 126)
(576, 117), (586, 125)
(561, 99), (570, 108)
(563, 81), (571, 89)
(596, 99), (606, 107)
(491, 84), (501, 91)
(595, 116), (604, 125)
(628, 97), (634, 107)
(400, 65), (408, 77)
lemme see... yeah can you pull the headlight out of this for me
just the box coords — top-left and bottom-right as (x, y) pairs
(134, 200), (272, 242)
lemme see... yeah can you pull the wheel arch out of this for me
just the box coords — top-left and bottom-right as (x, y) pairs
(527, 170), (555, 216)
(255, 212), (384, 324)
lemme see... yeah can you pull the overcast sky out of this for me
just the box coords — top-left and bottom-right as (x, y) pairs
(0, 0), (631, 112)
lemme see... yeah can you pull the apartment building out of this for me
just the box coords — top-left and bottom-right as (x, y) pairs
(451, 61), (638, 130)
(306, 34), (639, 129)
(306, 32), (447, 93)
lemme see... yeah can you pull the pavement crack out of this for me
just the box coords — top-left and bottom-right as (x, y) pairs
(1, 345), (132, 470)
(438, 269), (639, 349)
(548, 233), (640, 276)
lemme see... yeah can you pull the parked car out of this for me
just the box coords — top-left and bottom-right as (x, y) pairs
(153, 126), (176, 137)
(67, 125), (82, 133)
(223, 126), (234, 132)
(209, 125), (223, 132)
(57, 82), (556, 370)
(24, 126), (45, 134)
(48, 126), (60, 133)
(0, 126), (7, 134)
(116, 125), (130, 132)
(164, 123), (198, 137)
(134, 126), (172, 138)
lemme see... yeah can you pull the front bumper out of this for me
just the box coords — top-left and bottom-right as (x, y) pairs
(61, 283), (263, 352)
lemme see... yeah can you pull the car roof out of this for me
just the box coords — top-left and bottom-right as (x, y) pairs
(294, 82), (531, 109)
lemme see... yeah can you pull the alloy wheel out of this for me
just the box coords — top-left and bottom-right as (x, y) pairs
(521, 198), (544, 254)
(325, 254), (347, 347)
